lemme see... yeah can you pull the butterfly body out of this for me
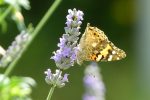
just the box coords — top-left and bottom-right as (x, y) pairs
(77, 23), (126, 65)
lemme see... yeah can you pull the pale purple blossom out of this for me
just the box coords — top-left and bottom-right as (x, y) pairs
(83, 94), (97, 100)
(0, 31), (30, 67)
(44, 69), (69, 88)
(51, 8), (84, 70)
(83, 62), (105, 100)
(5, 0), (31, 10)
(66, 9), (83, 27)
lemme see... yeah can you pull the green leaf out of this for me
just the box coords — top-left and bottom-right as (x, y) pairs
(0, 75), (36, 100)
(0, 0), (4, 4)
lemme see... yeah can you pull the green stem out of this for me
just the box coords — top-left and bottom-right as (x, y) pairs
(46, 69), (61, 100)
(4, 0), (62, 77)
(0, 5), (13, 23)
(46, 85), (56, 100)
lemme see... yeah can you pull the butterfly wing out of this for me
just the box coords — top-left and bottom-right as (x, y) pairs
(77, 23), (126, 65)
(77, 23), (108, 64)
(97, 42), (126, 62)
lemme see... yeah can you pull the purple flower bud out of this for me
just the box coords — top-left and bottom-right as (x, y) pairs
(62, 74), (69, 82)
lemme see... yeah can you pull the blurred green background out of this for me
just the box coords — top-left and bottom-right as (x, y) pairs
(1, 0), (150, 100)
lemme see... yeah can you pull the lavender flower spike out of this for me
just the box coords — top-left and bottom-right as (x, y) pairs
(0, 31), (30, 67)
(83, 62), (106, 100)
(44, 69), (69, 88)
(51, 8), (84, 70)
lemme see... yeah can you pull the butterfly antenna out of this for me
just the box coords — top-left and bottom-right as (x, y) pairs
(87, 23), (90, 27)
(85, 23), (90, 33)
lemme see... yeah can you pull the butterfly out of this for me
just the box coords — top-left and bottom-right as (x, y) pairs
(76, 23), (126, 65)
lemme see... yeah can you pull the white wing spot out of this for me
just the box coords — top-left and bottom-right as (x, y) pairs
(117, 57), (120, 60)
(112, 51), (116, 55)
(96, 55), (102, 61)
(108, 55), (113, 61)
(92, 43), (97, 47)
